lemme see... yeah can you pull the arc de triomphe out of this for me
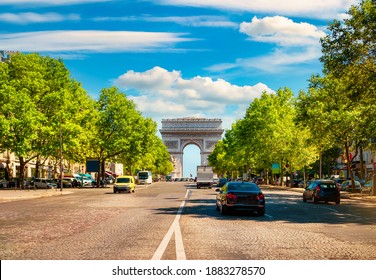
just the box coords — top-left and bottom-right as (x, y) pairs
(160, 118), (224, 178)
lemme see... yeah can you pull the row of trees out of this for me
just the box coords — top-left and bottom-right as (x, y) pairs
(0, 53), (173, 188)
(208, 88), (318, 182)
(209, 0), (376, 191)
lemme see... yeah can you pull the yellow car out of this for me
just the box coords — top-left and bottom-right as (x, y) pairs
(113, 176), (135, 193)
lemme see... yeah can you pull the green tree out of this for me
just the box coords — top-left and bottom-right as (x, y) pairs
(0, 53), (92, 187)
(301, 0), (376, 191)
(91, 86), (149, 185)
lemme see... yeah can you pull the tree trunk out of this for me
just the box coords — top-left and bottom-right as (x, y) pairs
(35, 156), (40, 178)
(359, 146), (364, 180)
(18, 156), (26, 189)
(319, 152), (323, 179)
(96, 160), (102, 188)
(102, 160), (106, 187)
(345, 142), (355, 192)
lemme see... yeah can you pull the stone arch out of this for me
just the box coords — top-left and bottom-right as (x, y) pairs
(160, 118), (223, 178)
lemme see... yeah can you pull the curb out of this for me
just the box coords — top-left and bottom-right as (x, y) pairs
(260, 184), (376, 203)
(0, 189), (74, 203)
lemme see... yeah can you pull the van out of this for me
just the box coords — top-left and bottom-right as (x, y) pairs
(113, 176), (135, 193)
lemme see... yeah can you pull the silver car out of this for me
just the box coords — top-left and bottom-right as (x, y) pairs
(33, 178), (57, 189)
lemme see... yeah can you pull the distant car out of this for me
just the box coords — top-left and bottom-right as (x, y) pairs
(333, 178), (347, 188)
(253, 177), (265, 185)
(113, 175), (135, 193)
(340, 180), (362, 192)
(215, 181), (266, 216)
(54, 179), (72, 188)
(218, 178), (228, 188)
(66, 178), (82, 188)
(303, 179), (340, 204)
(33, 178), (57, 189)
(165, 175), (172, 182)
(286, 179), (302, 188)
(363, 181), (373, 193)
(105, 176), (115, 184)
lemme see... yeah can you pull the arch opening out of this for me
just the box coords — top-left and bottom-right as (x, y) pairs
(183, 144), (201, 178)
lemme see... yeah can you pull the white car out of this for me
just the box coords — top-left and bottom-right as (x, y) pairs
(33, 178), (57, 189)
(73, 174), (92, 187)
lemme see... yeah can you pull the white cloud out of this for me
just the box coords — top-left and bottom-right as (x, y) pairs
(0, 12), (80, 24)
(224, 46), (322, 73)
(208, 16), (326, 73)
(115, 67), (273, 124)
(240, 16), (326, 46)
(155, 0), (359, 19)
(93, 15), (237, 28)
(0, 0), (111, 5)
(0, 30), (193, 53)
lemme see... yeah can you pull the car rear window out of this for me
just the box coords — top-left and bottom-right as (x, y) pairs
(319, 183), (336, 189)
(116, 178), (131, 183)
(228, 183), (260, 191)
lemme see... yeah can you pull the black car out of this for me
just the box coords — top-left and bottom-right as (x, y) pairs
(286, 179), (303, 188)
(216, 181), (265, 215)
(303, 179), (340, 204)
(54, 179), (73, 188)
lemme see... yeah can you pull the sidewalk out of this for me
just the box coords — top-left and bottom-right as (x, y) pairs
(261, 184), (376, 203)
(0, 188), (74, 203)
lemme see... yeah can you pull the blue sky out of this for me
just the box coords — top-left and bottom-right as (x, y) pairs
(0, 0), (358, 177)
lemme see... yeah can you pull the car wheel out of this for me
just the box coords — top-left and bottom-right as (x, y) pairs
(303, 195), (307, 202)
(220, 204), (227, 215)
(312, 196), (317, 204)
(257, 208), (265, 216)
(216, 202), (219, 211)
(336, 199), (340, 205)
(113, 187), (117, 193)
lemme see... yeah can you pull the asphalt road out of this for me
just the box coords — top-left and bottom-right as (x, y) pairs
(1, 181), (376, 260)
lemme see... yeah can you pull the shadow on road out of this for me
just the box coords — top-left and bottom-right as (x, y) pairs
(152, 190), (376, 226)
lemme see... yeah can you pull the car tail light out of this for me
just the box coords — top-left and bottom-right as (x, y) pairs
(315, 186), (320, 191)
(256, 193), (265, 201)
(226, 193), (238, 201)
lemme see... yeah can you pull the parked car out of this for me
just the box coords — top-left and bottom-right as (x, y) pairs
(363, 181), (373, 193)
(303, 180), (314, 188)
(8, 178), (17, 188)
(105, 176), (115, 184)
(66, 177), (82, 188)
(54, 179), (72, 188)
(76, 173), (95, 186)
(339, 180), (362, 192)
(33, 178), (57, 189)
(113, 175), (135, 193)
(215, 181), (266, 216)
(252, 177), (265, 185)
(165, 175), (172, 182)
(303, 179), (340, 204)
(286, 179), (303, 188)
(0, 179), (7, 188)
(333, 178), (347, 188)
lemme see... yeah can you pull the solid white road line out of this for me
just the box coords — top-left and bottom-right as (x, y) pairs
(151, 189), (190, 260)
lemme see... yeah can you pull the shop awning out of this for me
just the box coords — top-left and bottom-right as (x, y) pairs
(105, 171), (118, 177)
